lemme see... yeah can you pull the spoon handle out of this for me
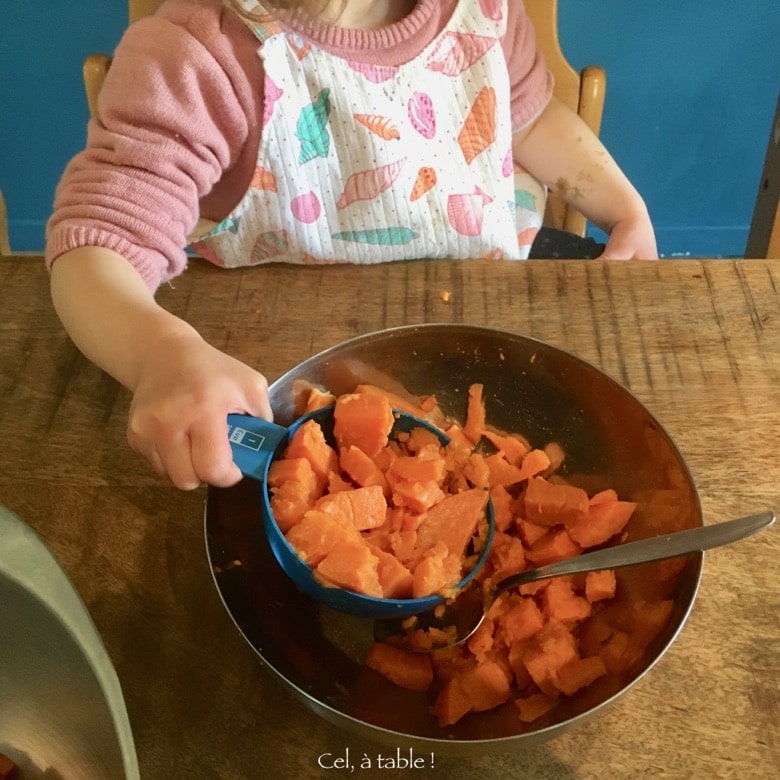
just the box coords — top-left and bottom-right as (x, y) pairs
(494, 511), (775, 599)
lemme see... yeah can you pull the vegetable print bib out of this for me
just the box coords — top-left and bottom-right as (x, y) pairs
(191, 0), (545, 267)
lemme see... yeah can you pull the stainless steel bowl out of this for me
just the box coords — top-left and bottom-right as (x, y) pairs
(0, 505), (139, 780)
(205, 324), (702, 754)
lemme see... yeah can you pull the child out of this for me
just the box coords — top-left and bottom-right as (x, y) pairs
(46, 0), (657, 490)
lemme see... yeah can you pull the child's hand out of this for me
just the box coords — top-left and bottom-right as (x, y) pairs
(49, 248), (273, 491)
(513, 97), (659, 260)
(127, 332), (272, 490)
(599, 209), (658, 260)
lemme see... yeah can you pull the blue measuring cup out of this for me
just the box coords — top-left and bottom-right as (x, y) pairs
(226, 406), (495, 619)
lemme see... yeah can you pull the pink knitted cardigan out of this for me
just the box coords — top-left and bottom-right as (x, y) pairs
(46, 0), (552, 291)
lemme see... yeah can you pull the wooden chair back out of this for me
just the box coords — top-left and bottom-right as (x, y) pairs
(745, 93), (780, 258)
(524, 0), (606, 235)
(0, 189), (11, 256)
(83, 0), (606, 236)
(83, 0), (165, 116)
(129, 0), (165, 23)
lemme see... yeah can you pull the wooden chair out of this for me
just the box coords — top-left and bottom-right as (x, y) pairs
(83, 0), (164, 117)
(525, 0), (606, 236)
(83, 0), (606, 236)
(745, 93), (780, 259)
(0, 189), (11, 256)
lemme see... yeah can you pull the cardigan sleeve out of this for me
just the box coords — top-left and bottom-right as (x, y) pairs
(45, 0), (262, 291)
(503, 1), (554, 133)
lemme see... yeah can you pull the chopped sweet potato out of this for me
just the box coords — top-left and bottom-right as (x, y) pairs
(462, 382), (486, 445)
(585, 569), (617, 603)
(405, 426), (443, 452)
(567, 497), (636, 547)
(515, 692), (558, 723)
(285, 419), (339, 485)
(466, 618), (495, 661)
(391, 479), (446, 514)
(286, 509), (360, 566)
(489, 484), (516, 531)
(333, 392), (395, 457)
(484, 452), (528, 488)
(516, 448), (553, 481)
(281, 384), (678, 732)
(554, 655), (608, 696)
(365, 642), (434, 692)
(388, 450), (446, 484)
(541, 578), (592, 624)
(431, 678), (472, 727)
(525, 527), (582, 566)
(352, 383), (430, 419)
(268, 481), (313, 533)
(443, 424), (474, 452)
(432, 657), (512, 725)
(523, 621), (578, 698)
(496, 596), (545, 644)
(414, 488), (489, 559)
(339, 445), (389, 493)
(524, 476), (590, 527)
(518, 517), (549, 548)
(482, 429), (530, 466)
(543, 441), (566, 473)
(303, 386), (337, 412)
(462, 452), (491, 489)
(315, 539), (383, 597)
(489, 535), (527, 581)
(267, 456), (320, 500)
(411, 552), (453, 598)
(316, 484), (387, 531)
(389, 529), (419, 563)
(454, 658), (512, 712)
(369, 545), (414, 598)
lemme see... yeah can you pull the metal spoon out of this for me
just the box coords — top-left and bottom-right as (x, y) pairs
(374, 510), (775, 651)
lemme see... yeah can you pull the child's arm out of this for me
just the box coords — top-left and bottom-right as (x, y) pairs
(50, 247), (272, 490)
(513, 95), (657, 259)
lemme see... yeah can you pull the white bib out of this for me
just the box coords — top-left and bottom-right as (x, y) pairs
(191, 0), (545, 267)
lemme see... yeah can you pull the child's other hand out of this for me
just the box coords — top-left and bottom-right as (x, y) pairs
(599, 208), (658, 260)
(127, 332), (272, 490)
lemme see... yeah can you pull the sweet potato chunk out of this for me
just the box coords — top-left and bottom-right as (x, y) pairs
(567, 497), (636, 547)
(315, 540), (383, 597)
(414, 488), (489, 558)
(285, 419), (339, 485)
(286, 510), (360, 566)
(333, 392), (395, 457)
(524, 476), (590, 527)
(316, 485), (387, 531)
(462, 383), (486, 445)
(365, 642), (434, 692)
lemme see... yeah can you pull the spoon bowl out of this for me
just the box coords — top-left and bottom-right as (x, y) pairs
(375, 510), (775, 649)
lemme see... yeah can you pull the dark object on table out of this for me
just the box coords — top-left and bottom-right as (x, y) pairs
(530, 226), (605, 259)
(0, 753), (17, 780)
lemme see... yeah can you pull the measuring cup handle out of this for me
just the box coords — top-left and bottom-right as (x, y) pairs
(227, 414), (288, 482)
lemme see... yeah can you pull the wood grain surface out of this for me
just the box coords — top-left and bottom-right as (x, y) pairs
(0, 257), (777, 779)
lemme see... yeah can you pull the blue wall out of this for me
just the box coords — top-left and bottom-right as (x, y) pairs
(1, 1), (779, 257)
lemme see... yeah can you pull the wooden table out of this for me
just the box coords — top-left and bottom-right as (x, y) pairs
(1, 256), (778, 779)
